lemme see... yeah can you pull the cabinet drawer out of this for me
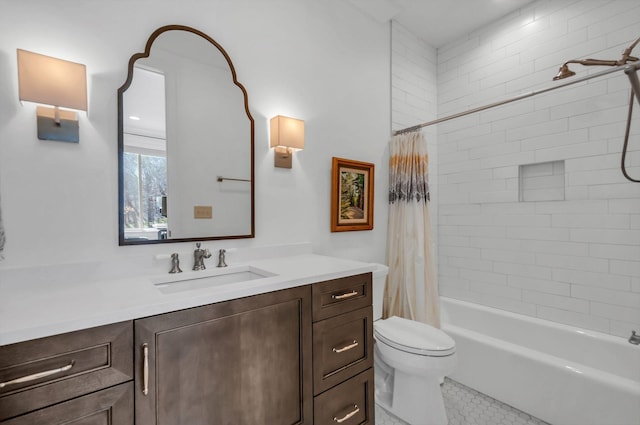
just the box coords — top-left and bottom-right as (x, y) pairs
(313, 306), (373, 395)
(312, 273), (372, 321)
(1, 382), (133, 425)
(0, 321), (133, 421)
(313, 368), (374, 425)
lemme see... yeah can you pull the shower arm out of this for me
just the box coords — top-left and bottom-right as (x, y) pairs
(562, 58), (622, 67)
(559, 35), (640, 69)
(555, 36), (640, 102)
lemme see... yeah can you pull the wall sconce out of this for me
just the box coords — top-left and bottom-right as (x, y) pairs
(270, 115), (304, 168)
(17, 49), (87, 143)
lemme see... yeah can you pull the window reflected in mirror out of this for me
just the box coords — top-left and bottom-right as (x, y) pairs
(123, 67), (168, 241)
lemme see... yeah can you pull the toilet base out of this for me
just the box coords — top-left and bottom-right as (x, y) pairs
(375, 354), (449, 425)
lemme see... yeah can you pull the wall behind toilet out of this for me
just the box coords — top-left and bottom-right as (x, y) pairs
(0, 0), (391, 268)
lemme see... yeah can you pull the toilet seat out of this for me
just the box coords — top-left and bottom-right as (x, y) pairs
(374, 316), (456, 356)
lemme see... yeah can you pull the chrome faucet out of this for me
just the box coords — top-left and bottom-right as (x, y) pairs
(629, 330), (640, 345)
(193, 243), (211, 271)
(217, 249), (228, 268)
(169, 253), (182, 274)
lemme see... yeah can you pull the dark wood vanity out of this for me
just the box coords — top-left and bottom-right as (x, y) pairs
(0, 273), (374, 424)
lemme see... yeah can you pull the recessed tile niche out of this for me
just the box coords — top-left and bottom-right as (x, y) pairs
(519, 160), (565, 202)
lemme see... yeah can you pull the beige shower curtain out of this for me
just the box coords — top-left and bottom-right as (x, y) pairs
(384, 131), (440, 328)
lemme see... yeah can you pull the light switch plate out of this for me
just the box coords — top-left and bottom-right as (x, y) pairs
(194, 205), (213, 219)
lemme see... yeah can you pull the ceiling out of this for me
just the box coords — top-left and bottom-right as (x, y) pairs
(348, 0), (537, 47)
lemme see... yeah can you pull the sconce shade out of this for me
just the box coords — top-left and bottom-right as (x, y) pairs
(270, 115), (304, 149)
(17, 49), (87, 111)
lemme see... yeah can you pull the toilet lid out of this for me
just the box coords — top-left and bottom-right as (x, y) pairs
(374, 316), (456, 356)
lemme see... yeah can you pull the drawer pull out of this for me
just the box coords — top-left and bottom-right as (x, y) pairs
(0, 360), (74, 389)
(332, 290), (358, 300)
(142, 343), (149, 396)
(333, 340), (359, 353)
(334, 404), (359, 423)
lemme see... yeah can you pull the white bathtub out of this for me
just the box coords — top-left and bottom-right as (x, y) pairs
(440, 297), (640, 425)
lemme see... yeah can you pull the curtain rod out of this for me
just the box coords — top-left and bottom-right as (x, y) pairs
(394, 62), (640, 135)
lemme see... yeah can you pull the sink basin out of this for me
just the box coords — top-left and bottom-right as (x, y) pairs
(153, 266), (276, 294)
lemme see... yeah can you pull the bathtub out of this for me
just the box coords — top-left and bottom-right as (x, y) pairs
(440, 297), (640, 425)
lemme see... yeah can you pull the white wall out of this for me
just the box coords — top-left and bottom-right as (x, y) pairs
(435, 0), (640, 337)
(0, 0), (390, 269)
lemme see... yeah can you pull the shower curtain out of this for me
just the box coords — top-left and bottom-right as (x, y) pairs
(384, 131), (440, 328)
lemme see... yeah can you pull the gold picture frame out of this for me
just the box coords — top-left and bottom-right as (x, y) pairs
(331, 157), (374, 232)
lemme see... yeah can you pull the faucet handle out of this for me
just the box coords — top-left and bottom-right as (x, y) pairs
(169, 253), (182, 274)
(217, 249), (227, 268)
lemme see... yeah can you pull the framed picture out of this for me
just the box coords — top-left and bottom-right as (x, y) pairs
(331, 157), (374, 232)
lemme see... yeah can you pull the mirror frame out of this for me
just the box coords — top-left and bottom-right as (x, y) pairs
(117, 25), (255, 245)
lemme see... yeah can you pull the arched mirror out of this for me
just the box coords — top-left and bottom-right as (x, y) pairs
(118, 25), (254, 245)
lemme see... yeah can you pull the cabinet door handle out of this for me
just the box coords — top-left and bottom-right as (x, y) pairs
(142, 343), (149, 396)
(333, 340), (358, 353)
(0, 360), (74, 389)
(332, 290), (358, 300)
(334, 404), (359, 423)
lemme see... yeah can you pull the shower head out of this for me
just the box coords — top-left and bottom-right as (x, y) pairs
(553, 64), (576, 80)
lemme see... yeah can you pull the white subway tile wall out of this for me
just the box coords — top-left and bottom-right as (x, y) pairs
(392, 0), (640, 337)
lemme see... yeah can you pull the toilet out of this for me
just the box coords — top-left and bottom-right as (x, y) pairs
(371, 263), (457, 425)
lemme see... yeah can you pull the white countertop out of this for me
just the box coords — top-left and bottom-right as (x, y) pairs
(0, 250), (375, 346)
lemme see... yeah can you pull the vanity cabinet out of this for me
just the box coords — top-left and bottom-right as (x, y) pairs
(0, 321), (133, 424)
(312, 273), (375, 424)
(134, 285), (313, 425)
(0, 270), (374, 425)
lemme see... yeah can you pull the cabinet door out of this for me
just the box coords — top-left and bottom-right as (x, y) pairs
(135, 285), (312, 425)
(1, 382), (133, 425)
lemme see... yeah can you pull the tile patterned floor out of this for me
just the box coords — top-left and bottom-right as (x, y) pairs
(375, 378), (551, 425)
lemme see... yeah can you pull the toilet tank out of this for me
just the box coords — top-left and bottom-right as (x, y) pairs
(370, 263), (389, 321)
